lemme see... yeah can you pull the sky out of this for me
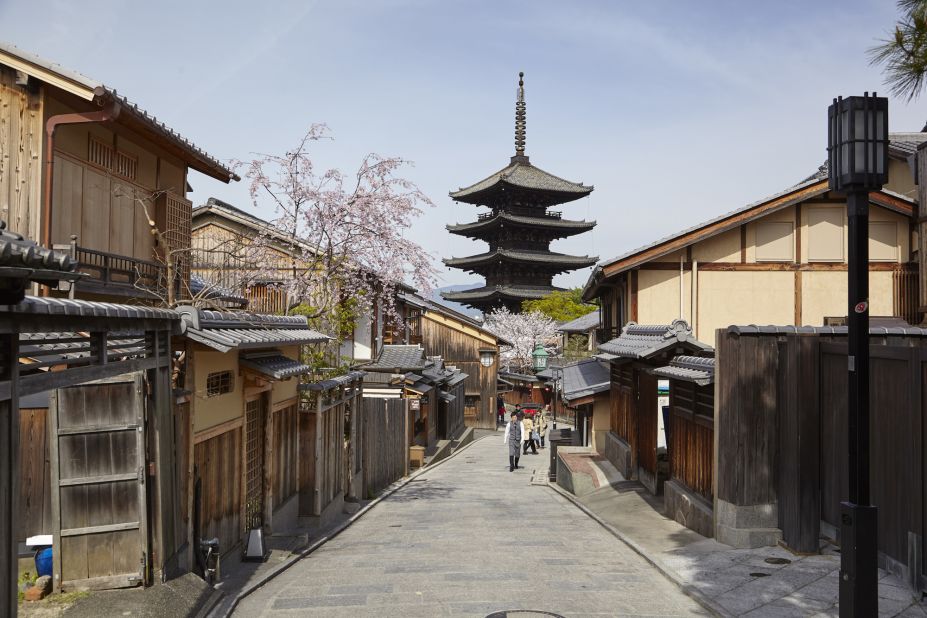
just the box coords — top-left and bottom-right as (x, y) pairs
(2, 0), (924, 291)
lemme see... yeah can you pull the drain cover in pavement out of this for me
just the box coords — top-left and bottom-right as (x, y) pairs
(765, 557), (791, 565)
(486, 613), (566, 618)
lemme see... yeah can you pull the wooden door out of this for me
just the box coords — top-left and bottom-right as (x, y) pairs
(244, 397), (266, 531)
(636, 370), (658, 476)
(50, 373), (147, 592)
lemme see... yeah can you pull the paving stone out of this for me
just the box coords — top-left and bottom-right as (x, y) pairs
(233, 435), (703, 617)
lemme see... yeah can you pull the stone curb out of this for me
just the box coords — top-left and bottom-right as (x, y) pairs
(545, 479), (731, 618)
(213, 431), (497, 617)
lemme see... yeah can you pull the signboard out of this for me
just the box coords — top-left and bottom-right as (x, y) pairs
(409, 398), (420, 411)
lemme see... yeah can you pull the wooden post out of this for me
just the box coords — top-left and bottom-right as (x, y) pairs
(0, 333), (19, 617)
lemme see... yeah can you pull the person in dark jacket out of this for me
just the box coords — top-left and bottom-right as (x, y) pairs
(502, 412), (523, 471)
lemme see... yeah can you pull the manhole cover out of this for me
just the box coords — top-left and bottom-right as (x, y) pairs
(749, 572), (772, 578)
(765, 557), (791, 565)
(486, 612), (566, 618)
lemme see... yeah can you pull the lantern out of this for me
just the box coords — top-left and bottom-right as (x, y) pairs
(479, 348), (496, 368)
(827, 93), (888, 193)
(531, 344), (548, 372)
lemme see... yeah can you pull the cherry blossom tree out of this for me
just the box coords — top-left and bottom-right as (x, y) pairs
(236, 125), (438, 336)
(483, 307), (559, 371)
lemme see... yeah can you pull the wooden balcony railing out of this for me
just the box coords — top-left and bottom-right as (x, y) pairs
(76, 246), (163, 290)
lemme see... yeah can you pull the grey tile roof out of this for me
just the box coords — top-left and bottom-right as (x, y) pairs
(361, 345), (429, 372)
(0, 42), (238, 182)
(727, 324), (927, 337)
(800, 134), (927, 183)
(561, 358), (611, 403)
(652, 355), (715, 386)
(447, 212), (596, 235)
(4, 296), (178, 320)
(445, 249), (597, 269)
(450, 159), (593, 203)
(240, 351), (313, 380)
(396, 291), (511, 345)
(887, 132), (927, 157)
(20, 331), (146, 361)
(0, 220), (82, 303)
(558, 310), (600, 334)
(190, 273), (247, 305)
(176, 306), (328, 353)
(598, 320), (712, 360)
(301, 370), (366, 392)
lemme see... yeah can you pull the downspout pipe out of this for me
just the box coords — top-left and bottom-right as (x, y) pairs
(42, 96), (121, 251)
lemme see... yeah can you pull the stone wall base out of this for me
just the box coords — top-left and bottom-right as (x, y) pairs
(638, 466), (662, 496)
(299, 490), (345, 530)
(714, 498), (782, 548)
(664, 480), (713, 538)
(604, 432), (632, 480)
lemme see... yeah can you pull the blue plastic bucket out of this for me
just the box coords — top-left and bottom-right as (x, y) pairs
(35, 547), (52, 577)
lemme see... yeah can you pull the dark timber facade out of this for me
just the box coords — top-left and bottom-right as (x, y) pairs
(443, 73), (597, 313)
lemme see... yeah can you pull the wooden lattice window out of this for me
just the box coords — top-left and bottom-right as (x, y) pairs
(206, 370), (233, 396)
(88, 137), (115, 170)
(163, 193), (193, 300)
(88, 137), (138, 180)
(114, 150), (138, 180)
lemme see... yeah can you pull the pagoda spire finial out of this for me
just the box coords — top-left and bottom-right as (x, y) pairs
(514, 71), (527, 159)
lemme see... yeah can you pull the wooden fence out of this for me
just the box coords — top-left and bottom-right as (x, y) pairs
(272, 403), (299, 509)
(299, 375), (364, 520)
(17, 407), (51, 542)
(667, 381), (714, 502)
(361, 397), (408, 498)
(193, 427), (242, 557)
(716, 327), (927, 587)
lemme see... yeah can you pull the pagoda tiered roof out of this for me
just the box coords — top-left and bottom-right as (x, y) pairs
(447, 211), (595, 239)
(441, 284), (562, 307)
(443, 248), (597, 272)
(442, 72), (597, 313)
(449, 156), (593, 206)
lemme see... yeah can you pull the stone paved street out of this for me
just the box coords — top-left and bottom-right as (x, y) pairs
(234, 435), (707, 617)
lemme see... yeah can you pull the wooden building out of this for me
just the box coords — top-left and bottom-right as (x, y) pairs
(443, 73), (596, 313)
(583, 134), (924, 344)
(361, 345), (468, 451)
(174, 308), (328, 553)
(559, 358), (610, 450)
(596, 321), (711, 495)
(397, 292), (505, 429)
(652, 355), (715, 538)
(0, 223), (180, 614)
(0, 42), (237, 304)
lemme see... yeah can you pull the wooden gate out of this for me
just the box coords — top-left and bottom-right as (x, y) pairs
(49, 373), (147, 592)
(244, 397), (266, 531)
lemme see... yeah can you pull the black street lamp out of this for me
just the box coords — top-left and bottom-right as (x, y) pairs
(827, 92), (888, 618)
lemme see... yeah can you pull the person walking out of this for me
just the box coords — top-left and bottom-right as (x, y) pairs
(537, 407), (549, 448)
(522, 412), (537, 455)
(503, 412), (523, 471)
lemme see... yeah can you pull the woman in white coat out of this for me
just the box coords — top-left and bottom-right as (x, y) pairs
(503, 412), (524, 472)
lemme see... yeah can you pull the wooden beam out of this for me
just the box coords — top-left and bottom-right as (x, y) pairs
(635, 261), (911, 272)
(794, 270), (803, 325)
(795, 203), (803, 265)
(740, 225), (747, 263)
(0, 333), (18, 617)
(630, 270), (638, 322)
(193, 417), (243, 445)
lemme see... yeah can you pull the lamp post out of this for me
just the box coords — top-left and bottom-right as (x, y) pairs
(827, 92), (888, 618)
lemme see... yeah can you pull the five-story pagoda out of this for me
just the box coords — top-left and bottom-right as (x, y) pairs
(443, 72), (597, 313)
